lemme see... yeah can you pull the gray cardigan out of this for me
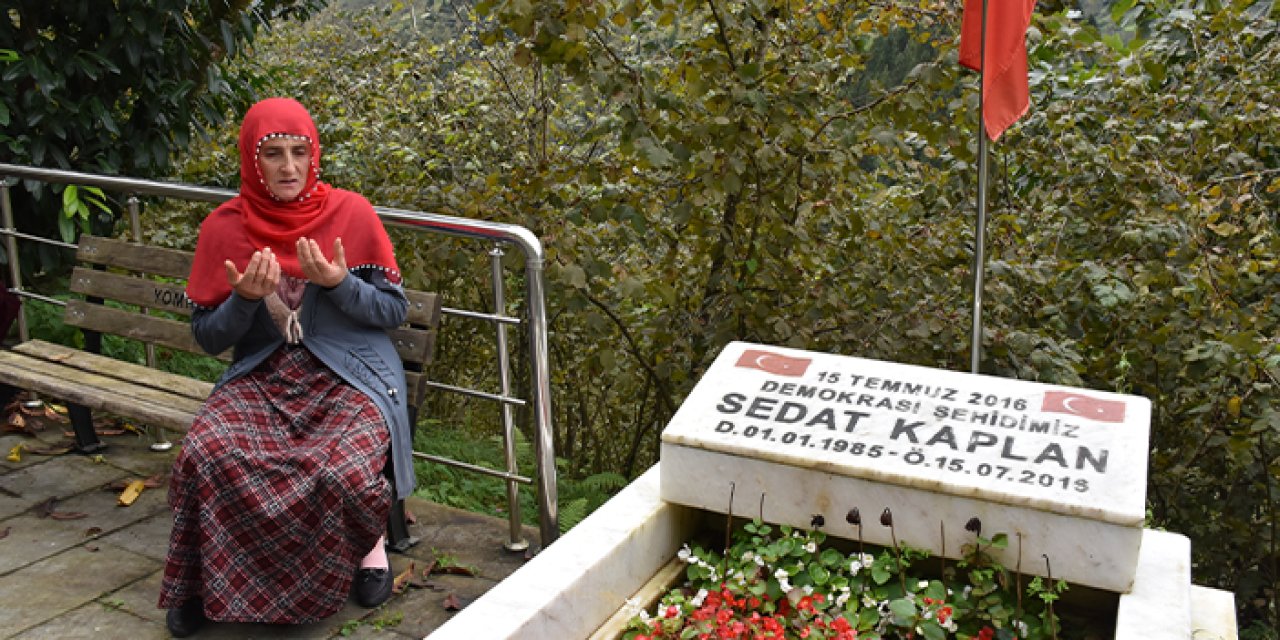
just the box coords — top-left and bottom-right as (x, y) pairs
(191, 268), (416, 500)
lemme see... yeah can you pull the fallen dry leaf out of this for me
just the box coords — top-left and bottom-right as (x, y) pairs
(117, 479), (146, 506)
(48, 403), (68, 414)
(0, 526), (9, 540)
(65, 427), (126, 438)
(404, 508), (417, 525)
(25, 444), (72, 456)
(7, 412), (26, 428)
(441, 593), (468, 611)
(43, 406), (68, 423)
(391, 562), (418, 594)
(7, 442), (23, 462)
(33, 497), (88, 520)
(122, 422), (145, 435)
(107, 473), (165, 492)
(435, 565), (478, 577)
(85, 527), (103, 537)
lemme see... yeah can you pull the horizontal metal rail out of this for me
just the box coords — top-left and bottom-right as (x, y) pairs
(411, 452), (533, 484)
(423, 380), (528, 406)
(0, 162), (559, 546)
(442, 306), (521, 325)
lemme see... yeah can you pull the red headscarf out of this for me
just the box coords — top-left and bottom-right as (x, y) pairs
(187, 98), (400, 308)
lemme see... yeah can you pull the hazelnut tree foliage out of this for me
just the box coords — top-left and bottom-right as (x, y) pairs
(164, 0), (1274, 631)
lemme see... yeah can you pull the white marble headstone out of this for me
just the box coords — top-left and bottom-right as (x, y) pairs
(660, 341), (1151, 592)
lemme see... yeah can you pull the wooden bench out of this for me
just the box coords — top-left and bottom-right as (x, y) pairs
(0, 234), (442, 550)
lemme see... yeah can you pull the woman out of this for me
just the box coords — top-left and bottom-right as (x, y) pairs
(159, 98), (415, 637)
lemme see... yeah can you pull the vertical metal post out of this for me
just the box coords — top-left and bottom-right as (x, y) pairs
(126, 194), (173, 451)
(524, 255), (558, 546)
(969, 0), (991, 375)
(490, 246), (528, 551)
(0, 180), (25, 342)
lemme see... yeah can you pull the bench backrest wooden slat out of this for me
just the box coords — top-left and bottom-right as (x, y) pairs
(64, 299), (208, 355)
(77, 235), (194, 279)
(70, 267), (194, 317)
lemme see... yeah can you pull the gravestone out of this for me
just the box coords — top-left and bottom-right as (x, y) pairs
(660, 341), (1150, 592)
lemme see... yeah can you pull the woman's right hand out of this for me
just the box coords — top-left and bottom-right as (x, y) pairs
(224, 248), (280, 301)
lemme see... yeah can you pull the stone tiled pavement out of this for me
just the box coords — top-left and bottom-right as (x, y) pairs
(0, 412), (539, 639)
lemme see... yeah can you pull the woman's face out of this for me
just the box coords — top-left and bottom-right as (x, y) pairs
(258, 137), (313, 201)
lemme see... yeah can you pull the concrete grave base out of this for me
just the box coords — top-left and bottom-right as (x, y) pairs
(431, 464), (1237, 640)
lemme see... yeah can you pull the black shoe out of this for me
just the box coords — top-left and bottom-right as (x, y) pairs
(354, 567), (393, 608)
(166, 597), (206, 638)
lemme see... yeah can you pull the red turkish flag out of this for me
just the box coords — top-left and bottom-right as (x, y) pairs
(735, 350), (812, 377)
(959, 0), (1037, 141)
(1041, 391), (1126, 423)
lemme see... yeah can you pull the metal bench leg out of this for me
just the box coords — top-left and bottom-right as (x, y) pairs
(67, 402), (106, 454)
(0, 383), (17, 412)
(386, 498), (419, 552)
(149, 425), (174, 452)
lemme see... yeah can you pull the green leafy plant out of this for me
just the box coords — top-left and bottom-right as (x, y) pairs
(622, 519), (1077, 640)
(58, 185), (112, 243)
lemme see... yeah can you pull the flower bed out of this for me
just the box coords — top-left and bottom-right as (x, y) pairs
(620, 513), (1107, 640)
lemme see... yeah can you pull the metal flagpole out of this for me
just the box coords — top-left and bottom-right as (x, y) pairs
(969, 0), (990, 374)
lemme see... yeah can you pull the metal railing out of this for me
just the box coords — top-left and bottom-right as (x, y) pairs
(0, 162), (559, 547)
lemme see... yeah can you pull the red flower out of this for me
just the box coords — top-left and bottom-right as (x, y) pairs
(938, 606), (953, 624)
(666, 605), (680, 619)
(978, 627), (995, 640)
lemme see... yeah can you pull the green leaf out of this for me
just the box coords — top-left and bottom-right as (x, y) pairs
(563, 264), (587, 289)
(57, 214), (76, 244)
(633, 137), (674, 168)
(888, 597), (917, 624)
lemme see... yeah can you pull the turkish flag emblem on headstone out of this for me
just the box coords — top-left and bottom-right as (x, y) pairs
(1041, 390), (1126, 423)
(735, 350), (812, 377)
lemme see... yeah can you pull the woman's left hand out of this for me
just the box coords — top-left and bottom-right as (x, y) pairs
(297, 237), (348, 288)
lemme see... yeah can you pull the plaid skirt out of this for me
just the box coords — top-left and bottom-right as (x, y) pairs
(158, 346), (392, 623)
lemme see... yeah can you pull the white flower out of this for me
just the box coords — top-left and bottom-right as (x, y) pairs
(1014, 620), (1029, 636)
(691, 589), (708, 607)
(918, 580), (930, 589)
(804, 541), (817, 553)
(623, 598), (644, 617)
(803, 585), (813, 595)
(677, 545), (692, 562)
(850, 559), (864, 575)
